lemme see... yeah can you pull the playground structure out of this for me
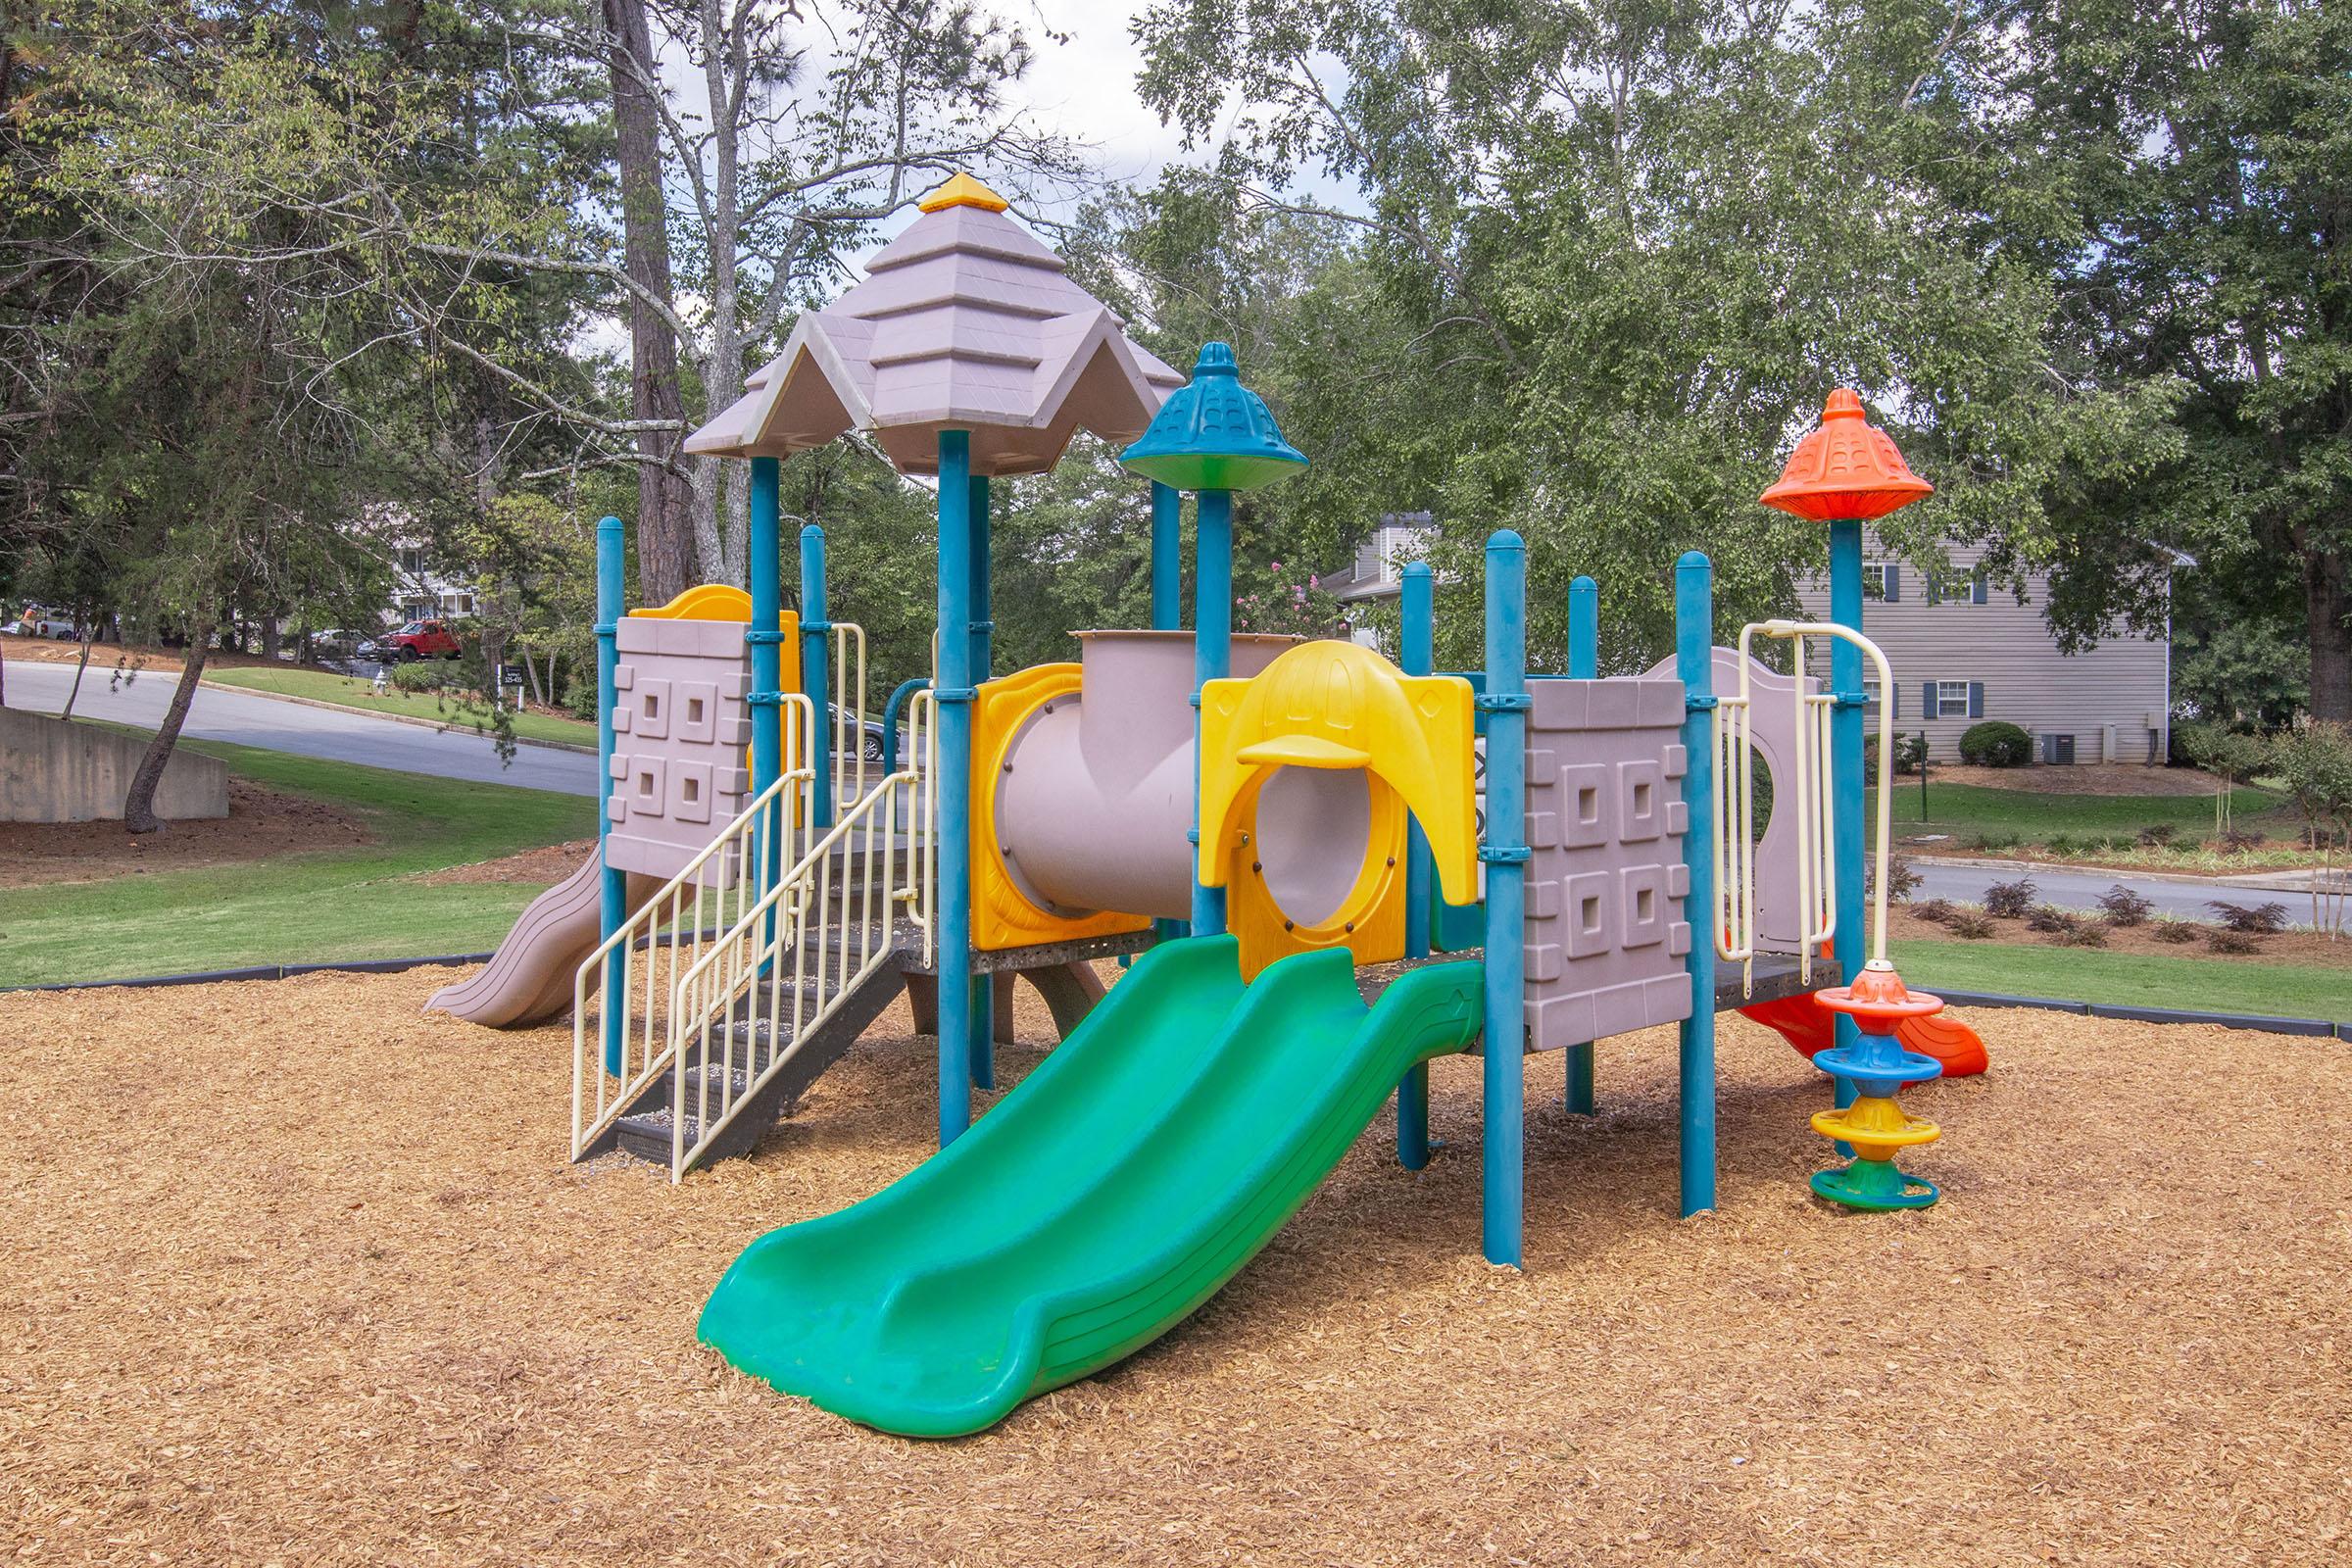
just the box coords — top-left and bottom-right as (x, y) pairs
(439, 175), (1988, 1436)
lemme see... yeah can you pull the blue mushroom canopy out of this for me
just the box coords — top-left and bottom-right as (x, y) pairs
(1118, 342), (1307, 492)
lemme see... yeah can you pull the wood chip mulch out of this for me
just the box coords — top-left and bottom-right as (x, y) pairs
(1, 971), (2345, 1566)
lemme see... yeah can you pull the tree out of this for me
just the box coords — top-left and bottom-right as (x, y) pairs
(1131, 0), (2177, 670)
(2018, 0), (2352, 718)
(2269, 721), (2352, 937)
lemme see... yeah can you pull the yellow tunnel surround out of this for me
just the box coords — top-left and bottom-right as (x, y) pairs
(1200, 639), (1480, 912)
(969, 662), (1153, 952)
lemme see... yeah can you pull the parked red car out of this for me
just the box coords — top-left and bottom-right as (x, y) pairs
(380, 618), (464, 662)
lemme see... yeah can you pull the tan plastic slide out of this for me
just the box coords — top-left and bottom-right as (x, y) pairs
(426, 853), (657, 1028)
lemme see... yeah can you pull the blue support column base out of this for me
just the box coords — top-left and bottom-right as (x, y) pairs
(935, 434), (977, 1146)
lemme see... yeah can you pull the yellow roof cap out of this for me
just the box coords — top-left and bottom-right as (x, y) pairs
(917, 172), (1010, 214)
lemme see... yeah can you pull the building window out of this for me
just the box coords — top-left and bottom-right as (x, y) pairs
(1927, 567), (1987, 606)
(1862, 564), (1901, 602)
(1863, 678), (1896, 718)
(1934, 680), (1976, 718)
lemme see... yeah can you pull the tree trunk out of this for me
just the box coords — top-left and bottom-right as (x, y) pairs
(603, 0), (697, 605)
(60, 630), (94, 720)
(123, 637), (210, 835)
(2307, 537), (2350, 722)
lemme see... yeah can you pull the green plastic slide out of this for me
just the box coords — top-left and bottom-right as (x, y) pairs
(698, 936), (1483, 1437)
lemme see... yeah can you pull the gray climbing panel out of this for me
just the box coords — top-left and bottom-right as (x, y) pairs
(1522, 677), (1694, 1052)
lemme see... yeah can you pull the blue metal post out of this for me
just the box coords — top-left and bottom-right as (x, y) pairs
(1481, 532), (1529, 1268)
(1397, 562), (1435, 1170)
(967, 472), (995, 1090)
(1828, 519), (1867, 1110)
(1191, 488), (1234, 936)
(595, 515), (626, 1075)
(1151, 481), (1185, 947)
(750, 462), (786, 969)
(879, 677), (929, 771)
(935, 432), (976, 1145)
(1563, 575), (1599, 1114)
(1674, 552), (1719, 1216)
(800, 523), (833, 830)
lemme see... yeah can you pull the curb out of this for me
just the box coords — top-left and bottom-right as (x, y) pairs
(193, 677), (599, 755)
(3, 953), (495, 995)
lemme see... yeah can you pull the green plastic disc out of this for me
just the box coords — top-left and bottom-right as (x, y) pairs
(1810, 1159), (1938, 1211)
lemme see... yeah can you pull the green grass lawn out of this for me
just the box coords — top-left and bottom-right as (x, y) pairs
(1874, 778), (2284, 842)
(1893, 937), (2352, 1023)
(0, 738), (594, 987)
(204, 665), (596, 748)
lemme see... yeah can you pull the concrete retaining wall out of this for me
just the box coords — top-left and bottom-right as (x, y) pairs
(0, 707), (228, 822)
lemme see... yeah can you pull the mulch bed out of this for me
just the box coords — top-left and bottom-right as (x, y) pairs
(0, 779), (372, 890)
(416, 838), (599, 886)
(0, 970), (2345, 1566)
(1890, 902), (2352, 969)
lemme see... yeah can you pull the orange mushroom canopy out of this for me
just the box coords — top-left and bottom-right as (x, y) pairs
(1759, 388), (1934, 522)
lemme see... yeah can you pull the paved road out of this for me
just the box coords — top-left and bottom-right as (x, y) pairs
(5, 659), (598, 796)
(1910, 858), (2317, 929)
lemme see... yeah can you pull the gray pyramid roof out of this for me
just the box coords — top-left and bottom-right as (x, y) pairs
(685, 177), (1185, 477)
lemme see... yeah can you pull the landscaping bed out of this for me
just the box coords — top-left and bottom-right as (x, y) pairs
(1, 968), (2344, 1565)
(0, 778), (371, 891)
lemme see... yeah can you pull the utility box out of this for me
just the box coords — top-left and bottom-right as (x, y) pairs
(2039, 732), (2077, 766)
(1521, 677), (1694, 1054)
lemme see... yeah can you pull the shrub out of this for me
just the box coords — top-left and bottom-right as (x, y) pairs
(391, 661), (459, 694)
(1983, 877), (2038, 918)
(2151, 918), (2201, 944)
(1910, 897), (1958, 925)
(2024, 904), (2080, 934)
(1965, 831), (2021, 854)
(1863, 732), (1931, 785)
(2137, 822), (2177, 848)
(2042, 833), (2079, 858)
(1960, 719), (2033, 767)
(1867, 854), (1921, 904)
(2051, 922), (2109, 947)
(2207, 900), (2287, 934)
(1948, 909), (1996, 939)
(2216, 827), (2267, 853)
(562, 671), (597, 721)
(2206, 929), (2261, 956)
(2097, 886), (2154, 926)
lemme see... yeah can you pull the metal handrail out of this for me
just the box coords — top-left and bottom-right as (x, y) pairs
(659, 687), (936, 1179)
(1716, 622), (1895, 994)
(568, 696), (816, 1160)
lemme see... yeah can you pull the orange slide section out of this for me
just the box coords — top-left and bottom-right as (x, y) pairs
(1739, 992), (1989, 1078)
(425, 853), (658, 1028)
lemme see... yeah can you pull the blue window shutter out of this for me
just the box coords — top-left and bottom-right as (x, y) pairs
(1923, 681), (1936, 718)
(1885, 565), (1900, 603)
(1890, 682), (1898, 719)
(1925, 575), (1939, 605)
(1968, 681), (1984, 718)
(1972, 572), (1988, 605)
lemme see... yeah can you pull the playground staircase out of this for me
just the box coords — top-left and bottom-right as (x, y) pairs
(605, 950), (907, 1167)
(571, 693), (937, 1181)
